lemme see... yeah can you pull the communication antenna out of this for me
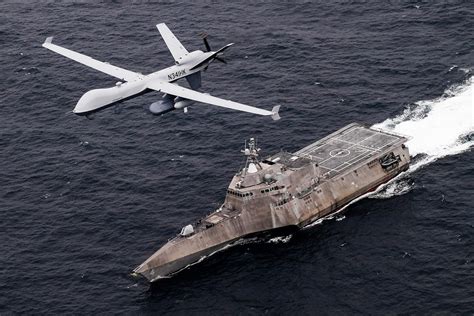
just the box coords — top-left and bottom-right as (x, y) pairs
(241, 137), (262, 179)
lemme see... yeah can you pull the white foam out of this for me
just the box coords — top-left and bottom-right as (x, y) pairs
(374, 76), (473, 158)
(371, 76), (473, 198)
(267, 235), (292, 244)
(371, 178), (414, 199)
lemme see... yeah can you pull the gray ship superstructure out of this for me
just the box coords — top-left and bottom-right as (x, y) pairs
(134, 123), (410, 282)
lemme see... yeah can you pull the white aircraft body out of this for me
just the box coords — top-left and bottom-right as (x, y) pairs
(42, 23), (280, 120)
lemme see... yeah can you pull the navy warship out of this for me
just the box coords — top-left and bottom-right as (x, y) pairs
(134, 123), (410, 281)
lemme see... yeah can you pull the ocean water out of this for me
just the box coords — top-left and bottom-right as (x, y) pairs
(1, 1), (473, 314)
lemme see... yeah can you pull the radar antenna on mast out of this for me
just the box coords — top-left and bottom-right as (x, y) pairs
(241, 138), (262, 179)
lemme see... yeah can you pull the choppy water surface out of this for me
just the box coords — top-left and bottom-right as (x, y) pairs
(1, 1), (473, 314)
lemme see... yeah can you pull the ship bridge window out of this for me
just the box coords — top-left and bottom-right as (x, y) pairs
(260, 185), (285, 194)
(227, 189), (253, 198)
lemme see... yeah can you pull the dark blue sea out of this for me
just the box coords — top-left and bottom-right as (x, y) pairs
(1, 1), (473, 314)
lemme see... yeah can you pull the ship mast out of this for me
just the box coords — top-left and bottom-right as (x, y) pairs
(240, 138), (262, 179)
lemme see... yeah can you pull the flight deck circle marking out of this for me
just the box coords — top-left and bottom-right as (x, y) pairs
(329, 149), (350, 158)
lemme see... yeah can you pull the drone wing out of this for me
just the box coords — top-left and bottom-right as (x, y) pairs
(42, 37), (143, 82)
(147, 80), (280, 120)
(157, 23), (189, 63)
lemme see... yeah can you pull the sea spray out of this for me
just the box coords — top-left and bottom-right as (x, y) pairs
(372, 76), (473, 198)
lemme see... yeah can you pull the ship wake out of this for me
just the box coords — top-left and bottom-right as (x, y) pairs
(371, 75), (473, 199)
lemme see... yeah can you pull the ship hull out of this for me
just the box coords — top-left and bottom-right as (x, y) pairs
(137, 163), (408, 282)
(299, 162), (409, 228)
(135, 123), (411, 282)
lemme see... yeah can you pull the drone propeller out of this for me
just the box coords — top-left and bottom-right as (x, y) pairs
(199, 32), (227, 67)
(200, 32), (212, 52)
